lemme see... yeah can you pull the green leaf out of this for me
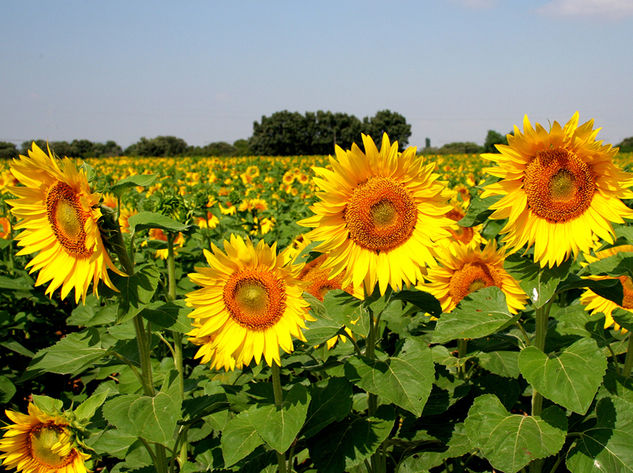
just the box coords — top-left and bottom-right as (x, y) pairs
(308, 406), (395, 473)
(102, 389), (182, 447)
(567, 397), (633, 473)
(432, 287), (518, 343)
(556, 274), (623, 306)
(504, 255), (572, 308)
(68, 299), (117, 327)
(114, 264), (161, 322)
(86, 429), (137, 459)
(111, 174), (157, 195)
(585, 251), (633, 279)
(464, 394), (567, 473)
(519, 338), (607, 414)
(32, 395), (64, 415)
(0, 340), (34, 358)
(393, 290), (442, 317)
(140, 300), (193, 333)
(302, 293), (350, 346)
(611, 308), (633, 332)
(242, 384), (311, 453)
(477, 351), (520, 379)
(0, 275), (34, 291)
(458, 193), (501, 227)
(303, 377), (353, 438)
(128, 211), (192, 235)
(74, 390), (111, 422)
(28, 329), (109, 375)
(221, 411), (265, 467)
(321, 289), (368, 338)
(0, 375), (16, 403)
(344, 338), (434, 416)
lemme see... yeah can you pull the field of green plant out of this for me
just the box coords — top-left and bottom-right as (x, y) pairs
(2, 119), (633, 473)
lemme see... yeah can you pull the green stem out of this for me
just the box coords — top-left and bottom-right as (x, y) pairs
(530, 301), (551, 473)
(622, 333), (633, 378)
(366, 309), (377, 417)
(457, 339), (468, 377)
(271, 363), (287, 473)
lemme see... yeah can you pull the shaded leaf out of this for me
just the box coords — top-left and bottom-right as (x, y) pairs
(128, 211), (193, 235)
(477, 351), (520, 379)
(459, 193), (501, 227)
(140, 300), (193, 333)
(221, 411), (265, 467)
(504, 256), (572, 308)
(303, 377), (353, 439)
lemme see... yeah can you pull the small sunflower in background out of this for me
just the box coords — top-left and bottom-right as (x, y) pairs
(300, 133), (453, 298)
(482, 112), (633, 268)
(8, 143), (122, 303)
(186, 235), (313, 371)
(0, 403), (90, 473)
(580, 244), (633, 332)
(422, 240), (527, 314)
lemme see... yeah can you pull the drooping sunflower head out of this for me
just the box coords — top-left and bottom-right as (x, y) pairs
(422, 240), (527, 314)
(299, 133), (454, 298)
(8, 143), (123, 303)
(186, 234), (314, 371)
(580, 244), (633, 332)
(482, 112), (633, 268)
(0, 403), (90, 473)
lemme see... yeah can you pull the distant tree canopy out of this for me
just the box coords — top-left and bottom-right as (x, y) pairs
(0, 141), (18, 160)
(483, 129), (509, 153)
(124, 136), (188, 157)
(17, 139), (123, 158)
(618, 137), (633, 153)
(250, 109), (411, 155)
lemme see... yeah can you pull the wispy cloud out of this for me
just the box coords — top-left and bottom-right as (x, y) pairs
(537, 0), (633, 18)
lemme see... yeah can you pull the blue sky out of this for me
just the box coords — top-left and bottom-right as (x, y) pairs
(2, 0), (633, 150)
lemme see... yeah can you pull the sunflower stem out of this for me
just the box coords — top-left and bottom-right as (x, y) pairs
(622, 333), (633, 378)
(457, 339), (468, 377)
(271, 362), (288, 473)
(366, 308), (378, 417)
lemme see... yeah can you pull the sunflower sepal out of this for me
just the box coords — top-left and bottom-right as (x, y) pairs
(31, 394), (64, 417)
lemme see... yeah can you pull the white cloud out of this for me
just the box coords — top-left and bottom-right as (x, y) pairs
(537, 0), (633, 18)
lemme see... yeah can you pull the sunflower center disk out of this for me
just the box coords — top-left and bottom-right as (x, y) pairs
(29, 425), (73, 468)
(46, 182), (92, 258)
(345, 177), (417, 253)
(524, 149), (595, 223)
(224, 271), (286, 330)
(448, 262), (498, 305)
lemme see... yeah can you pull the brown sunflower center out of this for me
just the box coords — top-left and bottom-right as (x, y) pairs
(524, 148), (595, 223)
(29, 424), (76, 468)
(448, 262), (500, 305)
(345, 177), (417, 252)
(224, 270), (286, 329)
(46, 182), (92, 258)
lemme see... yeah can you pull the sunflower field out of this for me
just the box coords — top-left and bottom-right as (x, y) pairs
(2, 113), (633, 473)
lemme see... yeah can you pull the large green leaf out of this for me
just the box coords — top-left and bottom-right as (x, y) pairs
(476, 351), (520, 379)
(128, 211), (193, 235)
(220, 410), (265, 467)
(303, 377), (353, 438)
(321, 289), (368, 338)
(308, 406), (395, 473)
(432, 287), (517, 343)
(519, 338), (607, 414)
(102, 388), (182, 447)
(302, 293), (351, 346)
(584, 251), (633, 279)
(28, 329), (109, 375)
(111, 174), (157, 195)
(0, 375), (16, 403)
(242, 384), (310, 453)
(504, 256), (572, 308)
(140, 300), (193, 333)
(458, 192), (501, 227)
(567, 397), (633, 473)
(114, 264), (160, 322)
(464, 394), (567, 473)
(344, 338), (434, 416)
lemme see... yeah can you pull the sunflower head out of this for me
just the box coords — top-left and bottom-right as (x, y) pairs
(186, 235), (314, 371)
(8, 143), (123, 303)
(300, 133), (453, 298)
(0, 403), (90, 473)
(482, 113), (633, 268)
(422, 240), (527, 314)
(580, 244), (633, 332)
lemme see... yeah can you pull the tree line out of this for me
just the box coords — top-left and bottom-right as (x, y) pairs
(3, 110), (633, 159)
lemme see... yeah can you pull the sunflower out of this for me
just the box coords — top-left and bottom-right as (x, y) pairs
(580, 244), (633, 332)
(482, 112), (633, 268)
(8, 143), (122, 303)
(422, 240), (527, 313)
(0, 403), (90, 473)
(300, 133), (453, 298)
(186, 235), (314, 371)
(441, 203), (483, 248)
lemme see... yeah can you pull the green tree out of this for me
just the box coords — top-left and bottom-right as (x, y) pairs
(250, 111), (308, 155)
(617, 137), (633, 153)
(125, 136), (188, 156)
(437, 141), (483, 154)
(0, 141), (18, 159)
(92, 140), (123, 157)
(71, 139), (95, 157)
(483, 130), (508, 153)
(233, 139), (252, 156)
(362, 110), (411, 150)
